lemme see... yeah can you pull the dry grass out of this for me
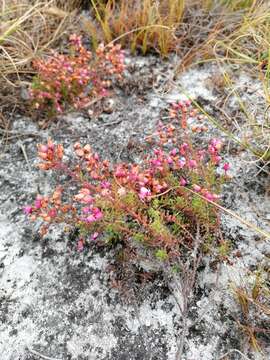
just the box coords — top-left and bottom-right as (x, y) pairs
(84, 0), (258, 65)
(87, 0), (185, 57)
(85, 0), (233, 59)
(231, 271), (270, 353)
(0, 1), (77, 85)
(213, 1), (270, 70)
(208, 1), (270, 161)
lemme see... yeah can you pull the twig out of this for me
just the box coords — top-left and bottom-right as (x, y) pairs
(18, 141), (31, 172)
(174, 226), (203, 360)
(28, 348), (62, 360)
(0, 128), (42, 137)
(218, 348), (252, 360)
(99, 119), (123, 127)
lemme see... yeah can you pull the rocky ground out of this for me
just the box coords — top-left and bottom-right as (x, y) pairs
(0, 54), (269, 360)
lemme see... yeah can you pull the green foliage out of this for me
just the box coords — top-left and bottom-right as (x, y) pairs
(218, 240), (231, 258)
(149, 208), (170, 237)
(25, 102), (229, 278)
(173, 195), (189, 209)
(171, 264), (181, 273)
(133, 233), (145, 243)
(202, 234), (215, 253)
(191, 196), (209, 221)
(171, 217), (184, 236)
(104, 223), (121, 244)
(155, 249), (169, 261)
(121, 191), (138, 207)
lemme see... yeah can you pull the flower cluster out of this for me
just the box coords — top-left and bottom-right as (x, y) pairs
(37, 139), (63, 170)
(24, 102), (230, 262)
(30, 34), (125, 114)
(169, 100), (209, 132)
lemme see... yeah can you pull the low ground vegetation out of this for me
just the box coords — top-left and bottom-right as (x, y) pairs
(0, 0), (269, 359)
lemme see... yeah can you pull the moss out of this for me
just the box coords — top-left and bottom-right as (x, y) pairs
(155, 249), (168, 261)
(202, 234), (215, 253)
(133, 233), (145, 243)
(174, 195), (189, 209)
(218, 240), (231, 258)
(122, 191), (138, 207)
(148, 208), (169, 237)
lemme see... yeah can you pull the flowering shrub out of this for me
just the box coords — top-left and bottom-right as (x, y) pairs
(24, 101), (230, 265)
(30, 34), (125, 114)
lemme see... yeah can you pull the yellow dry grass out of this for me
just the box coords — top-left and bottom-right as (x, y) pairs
(0, 0), (77, 86)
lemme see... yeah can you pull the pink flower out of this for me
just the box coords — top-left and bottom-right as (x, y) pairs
(101, 189), (111, 197)
(101, 181), (111, 189)
(197, 150), (206, 161)
(48, 141), (55, 151)
(100, 88), (109, 97)
(34, 198), (42, 209)
(138, 177), (149, 186)
(210, 138), (222, 151)
(178, 157), (186, 169)
(154, 184), (163, 193)
(188, 159), (197, 169)
(139, 187), (151, 200)
(117, 187), (127, 197)
(151, 159), (162, 167)
(82, 207), (91, 214)
(193, 184), (201, 192)
(23, 206), (33, 215)
(91, 232), (99, 240)
(70, 34), (82, 47)
(166, 157), (173, 165)
(84, 195), (94, 204)
(77, 239), (84, 252)
(75, 188), (91, 202)
(223, 162), (230, 172)
(212, 194), (220, 201)
(86, 214), (96, 223)
(154, 149), (162, 156)
(170, 148), (178, 156)
(213, 155), (221, 165)
(180, 143), (188, 155)
(208, 145), (216, 155)
(180, 178), (187, 186)
(39, 145), (48, 153)
(94, 211), (103, 221)
(55, 103), (63, 113)
(115, 167), (126, 178)
(205, 192), (214, 201)
(48, 209), (57, 218)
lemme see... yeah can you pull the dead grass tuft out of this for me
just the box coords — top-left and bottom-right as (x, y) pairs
(86, 0), (185, 57)
(84, 0), (254, 65)
(231, 270), (270, 353)
(209, 1), (270, 161)
(0, 1), (77, 84)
